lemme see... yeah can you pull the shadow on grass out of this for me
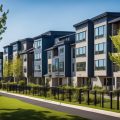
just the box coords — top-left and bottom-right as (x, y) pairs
(0, 108), (89, 120)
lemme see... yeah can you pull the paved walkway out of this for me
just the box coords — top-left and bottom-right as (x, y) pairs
(0, 91), (120, 120)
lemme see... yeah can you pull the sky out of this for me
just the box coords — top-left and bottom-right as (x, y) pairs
(0, 0), (120, 51)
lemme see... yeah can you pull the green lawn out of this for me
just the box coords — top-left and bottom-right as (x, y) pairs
(0, 96), (88, 120)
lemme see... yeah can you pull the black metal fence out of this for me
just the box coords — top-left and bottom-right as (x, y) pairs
(0, 84), (120, 111)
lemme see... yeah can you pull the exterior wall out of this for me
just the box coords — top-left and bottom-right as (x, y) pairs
(94, 18), (107, 76)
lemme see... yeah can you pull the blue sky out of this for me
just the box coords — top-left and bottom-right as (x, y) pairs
(0, 0), (120, 51)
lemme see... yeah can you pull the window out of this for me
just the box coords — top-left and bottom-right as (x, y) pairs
(13, 44), (17, 51)
(95, 42), (106, 54)
(95, 25), (106, 39)
(23, 67), (27, 73)
(59, 62), (64, 72)
(34, 65), (41, 72)
(72, 48), (75, 58)
(34, 39), (42, 48)
(34, 53), (41, 60)
(59, 48), (64, 55)
(72, 63), (75, 72)
(48, 51), (52, 59)
(22, 43), (26, 50)
(23, 54), (27, 61)
(95, 59), (106, 70)
(52, 58), (59, 72)
(4, 48), (8, 54)
(76, 46), (86, 57)
(76, 62), (86, 71)
(48, 64), (51, 72)
(76, 31), (86, 42)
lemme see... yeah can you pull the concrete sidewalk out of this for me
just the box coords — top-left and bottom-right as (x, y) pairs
(0, 90), (120, 120)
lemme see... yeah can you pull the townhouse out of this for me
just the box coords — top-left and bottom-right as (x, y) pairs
(0, 52), (3, 80)
(33, 31), (74, 85)
(45, 33), (75, 87)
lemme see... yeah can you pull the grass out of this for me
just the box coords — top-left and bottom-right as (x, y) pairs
(0, 95), (89, 120)
(4, 89), (120, 113)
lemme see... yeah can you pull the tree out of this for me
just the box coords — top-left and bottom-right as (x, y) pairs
(0, 4), (9, 40)
(109, 30), (120, 67)
(3, 60), (13, 81)
(12, 57), (23, 82)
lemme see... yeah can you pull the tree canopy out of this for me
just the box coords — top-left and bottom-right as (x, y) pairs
(0, 4), (9, 40)
(109, 30), (120, 67)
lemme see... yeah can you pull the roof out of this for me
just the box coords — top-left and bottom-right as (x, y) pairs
(73, 19), (91, 27)
(109, 17), (120, 24)
(57, 33), (75, 40)
(33, 30), (74, 40)
(91, 12), (120, 21)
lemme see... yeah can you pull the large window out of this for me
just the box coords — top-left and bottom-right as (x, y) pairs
(76, 46), (86, 57)
(48, 51), (52, 59)
(76, 62), (86, 71)
(59, 48), (64, 55)
(13, 44), (18, 51)
(59, 62), (64, 72)
(34, 65), (41, 72)
(95, 42), (106, 54)
(52, 58), (59, 72)
(95, 59), (106, 70)
(95, 25), (106, 39)
(76, 31), (86, 42)
(34, 39), (42, 48)
(34, 53), (41, 60)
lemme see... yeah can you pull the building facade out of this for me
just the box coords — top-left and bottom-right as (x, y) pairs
(33, 31), (74, 85)
(45, 33), (75, 87)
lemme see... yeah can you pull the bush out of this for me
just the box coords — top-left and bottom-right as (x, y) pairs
(18, 80), (26, 86)
(83, 93), (101, 104)
(27, 83), (40, 88)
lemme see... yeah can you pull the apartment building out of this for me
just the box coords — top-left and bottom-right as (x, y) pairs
(45, 33), (75, 87)
(0, 52), (3, 80)
(109, 17), (120, 90)
(3, 38), (34, 83)
(73, 19), (94, 87)
(33, 31), (74, 85)
(91, 12), (120, 90)
(19, 38), (34, 84)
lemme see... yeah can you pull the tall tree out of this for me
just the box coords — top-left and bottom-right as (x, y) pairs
(0, 4), (9, 40)
(12, 57), (23, 82)
(109, 30), (120, 67)
(3, 60), (13, 81)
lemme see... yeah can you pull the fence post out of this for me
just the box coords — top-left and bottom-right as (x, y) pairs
(117, 92), (119, 110)
(62, 88), (64, 101)
(79, 89), (82, 104)
(94, 90), (97, 106)
(69, 89), (72, 102)
(101, 92), (104, 108)
(110, 91), (113, 109)
(57, 88), (59, 100)
(87, 89), (90, 105)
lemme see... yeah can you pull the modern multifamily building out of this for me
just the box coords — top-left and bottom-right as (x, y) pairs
(2, 12), (120, 90)
(33, 31), (74, 85)
(45, 33), (75, 87)
(0, 52), (3, 80)
(73, 19), (94, 87)
(3, 38), (34, 83)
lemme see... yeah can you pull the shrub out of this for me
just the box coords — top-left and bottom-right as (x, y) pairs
(18, 80), (26, 86)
